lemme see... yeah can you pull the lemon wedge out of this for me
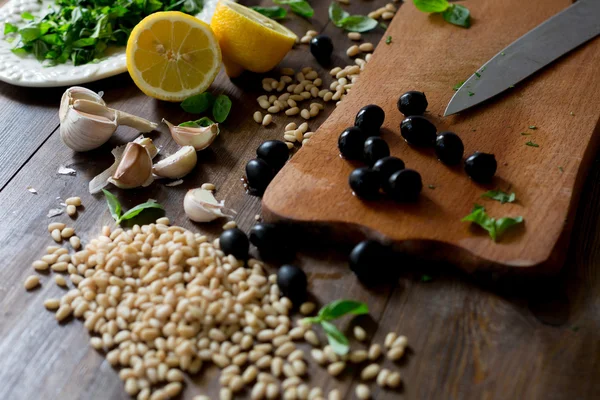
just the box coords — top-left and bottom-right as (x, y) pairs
(126, 11), (222, 102)
(210, 0), (297, 77)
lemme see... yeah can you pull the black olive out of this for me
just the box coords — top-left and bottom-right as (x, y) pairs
(245, 158), (274, 193)
(464, 152), (497, 183)
(363, 136), (390, 166)
(435, 132), (464, 165)
(338, 127), (367, 160)
(349, 167), (380, 200)
(249, 223), (294, 261)
(372, 156), (405, 192)
(397, 91), (428, 116)
(277, 265), (307, 304)
(349, 240), (393, 284)
(354, 105), (385, 136)
(387, 169), (422, 202)
(310, 35), (333, 64)
(257, 140), (289, 171)
(400, 116), (437, 147)
(219, 228), (249, 260)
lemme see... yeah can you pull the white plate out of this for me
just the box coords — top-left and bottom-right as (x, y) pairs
(0, 0), (220, 87)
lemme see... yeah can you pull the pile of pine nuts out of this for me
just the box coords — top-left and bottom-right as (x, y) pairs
(367, 2), (398, 21)
(27, 218), (409, 399)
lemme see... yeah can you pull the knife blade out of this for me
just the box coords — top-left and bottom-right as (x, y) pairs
(444, 0), (600, 116)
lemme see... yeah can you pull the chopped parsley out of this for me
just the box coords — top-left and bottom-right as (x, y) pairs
(462, 204), (523, 242)
(500, 52), (505, 56)
(481, 190), (516, 204)
(525, 140), (539, 147)
(379, 22), (388, 29)
(453, 81), (465, 91)
(528, 125), (537, 130)
(558, 166), (564, 173)
(475, 71), (481, 78)
(428, 184), (436, 190)
(468, 91), (475, 96)
(386, 35), (392, 44)
(520, 132), (531, 136)
(421, 274), (433, 282)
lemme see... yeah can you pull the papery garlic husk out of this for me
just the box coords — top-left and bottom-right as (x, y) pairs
(107, 142), (154, 189)
(89, 136), (158, 194)
(163, 119), (219, 151)
(184, 188), (236, 223)
(153, 146), (197, 179)
(59, 86), (105, 123)
(60, 86), (158, 152)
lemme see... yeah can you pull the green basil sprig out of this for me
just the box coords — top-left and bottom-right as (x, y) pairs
(181, 92), (232, 123)
(413, 0), (471, 28)
(102, 189), (164, 225)
(302, 299), (369, 355)
(212, 95), (232, 123)
(462, 204), (523, 241)
(329, 3), (378, 32)
(251, 6), (287, 20)
(274, 0), (314, 18)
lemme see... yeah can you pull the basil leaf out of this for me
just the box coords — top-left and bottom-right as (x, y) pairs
(212, 95), (232, 123)
(21, 11), (35, 20)
(72, 37), (97, 48)
(195, 116), (216, 127)
(102, 189), (122, 221)
(274, 0), (314, 18)
(525, 140), (539, 147)
(321, 321), (350, 355)
(338, 15), (378, 33)
(442, 4), (471, 28)
(495, 216), (523, 238)
(317, 299), (369, 321)
(18, 27), (42, 43)
(386, 35), (392, 44)
(181, 92), (215, 114)
(413, 0), (449, 13)
(251, 6), (287, 20)
(481, 190), (516, 204)
(178, 121), (200, 128)
(328, 2), (349, 26)
(117, 200), (164, 224)
(4, 23), (18, 35)
(462, 204), (523, 241)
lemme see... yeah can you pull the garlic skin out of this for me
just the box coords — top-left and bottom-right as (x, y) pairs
(184, 188), (234, 223)
(59, 86), (158, 152)
(153, 146), (197, 179)
(163, 119), (219, 151)
(108, 142), (154, 189)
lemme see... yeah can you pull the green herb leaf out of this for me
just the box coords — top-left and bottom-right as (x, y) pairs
(316, 299), (369, 321)
(102, 189), (122, 221)
(379, 22), (388, 29)
(481, 190), (516, 204)
(274, 0), (314, 18)
(195, 116), (216, 127)
(520, 132), (531, 136)
(321, 321), (350, 355)
(18, 27), (42, 43)
(338, 15), (378, 32)
(559, 166), (564, 173)
(443, 4), (471, 28)
(328, 2), (349, 26)
(453, 81), (465, 91)
(181, 92), (215, 114)
(21, 11), (35, 20)
(4, 22), (18, 34)
(212, 95), (232, 123)
(412, 0), (450, 13)
(250, 6), (287, 20)
(421, 274), (433, 282)
(468, 91), (475, 96)
(525, 140), (539, 147)
(117, 200), (164, 224)
(386, 35), (392, 44)
(428, 184), (436, 190)
(178, 121), (200, 128)
(462, 204), (523, 241)
(528, 125), (537, 130)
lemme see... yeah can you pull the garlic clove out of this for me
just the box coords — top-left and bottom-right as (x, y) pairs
(59, 86), (105, 122)
(184, 188), (235, 223)
(163, 119), (219, 151)
(153, 146), (197, 179)
(108, 142), (154, 189)
(60, 100), (118, 152)
(134, 136), (159, 158)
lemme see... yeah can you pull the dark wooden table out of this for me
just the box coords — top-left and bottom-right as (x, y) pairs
(1, 1), (599, 399)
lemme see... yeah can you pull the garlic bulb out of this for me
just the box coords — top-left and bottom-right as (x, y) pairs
(108, 142), (154, 189)
(184, 188), (235, 223)
(89, 136), (158, 194)
(59, 86), (158, 152)
(153, 146), (197, 179)
(163, 119), (219, 151)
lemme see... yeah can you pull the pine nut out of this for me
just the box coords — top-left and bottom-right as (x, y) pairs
(296, 72), (306, 82)
(386, 3), (397, 11)
(338, 77), (348, 86)
(355, 384), (370, 400)
(251, 382), (266, 400)
(290, 94), (304, 102)
(66, 205), (77, 216)
(55, 275), (67, 287)
(309, 107), (319, 117)
(304, 330), (319, 346)
(69, 236), (81, 249)
(327, 361), (345, 376)
(32, 260), (49, 271)
(61, 227), (74, 238)
(359, 43), (374, 52)
(201, 183), (216, 191)
(55, 304), (72, 321)
(328, 389), (341, 400)
(262, 114), (273, 126)
(51, 229), (62, 242)
(298, 123), (309, 133)
(368, 344), (382, 360)
(354, 326), (367, 341)
(361, 364), (380, 381)
(387, 346), (405, 361)
(299, 302), (315, 315)
(282, 362), (296, 378)
(382, 11), (395, 20)
(313, 78), (322, 87)
(259, 99), (270, 109)
(220, 388), (233, 400)
(268, 105), (280, 113)
(244, 365), (259, 383)
(368, 9), (384, 19)
(300, 109), (311, 120)
(287, 99), (297, 108)
(285, 142), (294, 149)
(365, 54), (373, 62)
(348, 32), (362, 40)
(271, 356), (284, 377)
(347, 65), (361, 75)
(346, 45), (360, 57)
(281, 68), (295, 76)
(284, 122), (297, 131)
(284, 134), (297, 143)
(386, 371), (402, 388)
(335, 70), (348, 79)
(306, 30), (318, 37)
(254, 111), (263, 123)
(330, 67), (342, 76)
(24, 275), (40, 290)
(44, 298), (60, 310)
(323, 92), (333, 102)
(377, 368), (390, 387)
(392, 335), (408, 349)
(285, 107), (300, 116)
(48, 222), (66, 232)
(349, 349), (368, 363)
(310, 87), (319, 98)
(66, 197), (82, 206)
(305, 71), (318, 80)
(300, 91), (311, 99)
(266, 383), (279, 399)
(332, 91), (342, 101)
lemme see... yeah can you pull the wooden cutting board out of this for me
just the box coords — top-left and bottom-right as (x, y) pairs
(262, 0), (600, 272)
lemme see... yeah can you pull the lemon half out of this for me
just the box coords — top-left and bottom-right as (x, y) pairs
(126, 11), (222, 102)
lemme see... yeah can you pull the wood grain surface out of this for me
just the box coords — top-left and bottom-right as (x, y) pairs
(0, 1), (600, 399)
(263, 0), (600, 272)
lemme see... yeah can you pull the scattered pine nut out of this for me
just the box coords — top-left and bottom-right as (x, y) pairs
(337, 0), (350, 4)
(32, 260), (49, 271)
(359, 43), (375, 52)
(392, 335), (408, 349)
(54, 275), (67, 287)
(262, 114), (273, 126)
(386, 371), (402, 388)
(368, 343), (382, 360)
(51, 229), (62, 242)
(285, 107), (300, 116)
(348, 32), (362, 41)
(300, 35), (312, 44)
(346, 45), (360, 57)
(306, 30), (318, 37)
(48, 222), (65, 232)
(360, 363), (380, 381)
(254, 111), (263, 123)
(304, 330), (320, 346)
(377, 368), (391, 387)
(386, 2), (397, 11)
(349, 349), (368, 363)
(355, 384), (370, 400)
(44, 298), (60, 310)
(65, 197), (82, 206)
(259, 99), (270, 109)
(66, 205), (77, 217)
(365, 54), (373, 62)
(382, 11), (395, 20)
(329, 389), (342, 400)
(61, 227), (74, 239)
(300, 109), (311, 120)
(285, 122), (297, 131)
(51, 262), (68, 272)
(385, 332), (397, 348)
(387, 346), (405, 361)
(223, 221), (237, 230)
(327, 361), (345, 376)
(281, 68), (295, 76)
(285, 142), (294, 150)
(69, 236), (81, 249)
(55, 304), (72, 321)
(305, 71), (318, 80)
(268, 105), (280, 113)
(299, 302), (315, 315)
(353, 326), (367, 341)
(284, 134), (297, 143)
(24, 275), (40, 290)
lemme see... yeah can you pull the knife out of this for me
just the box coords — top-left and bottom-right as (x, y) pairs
(444, 0), (600, 116)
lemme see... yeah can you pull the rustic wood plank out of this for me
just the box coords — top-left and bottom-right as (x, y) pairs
(1, 0), (600, 399)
